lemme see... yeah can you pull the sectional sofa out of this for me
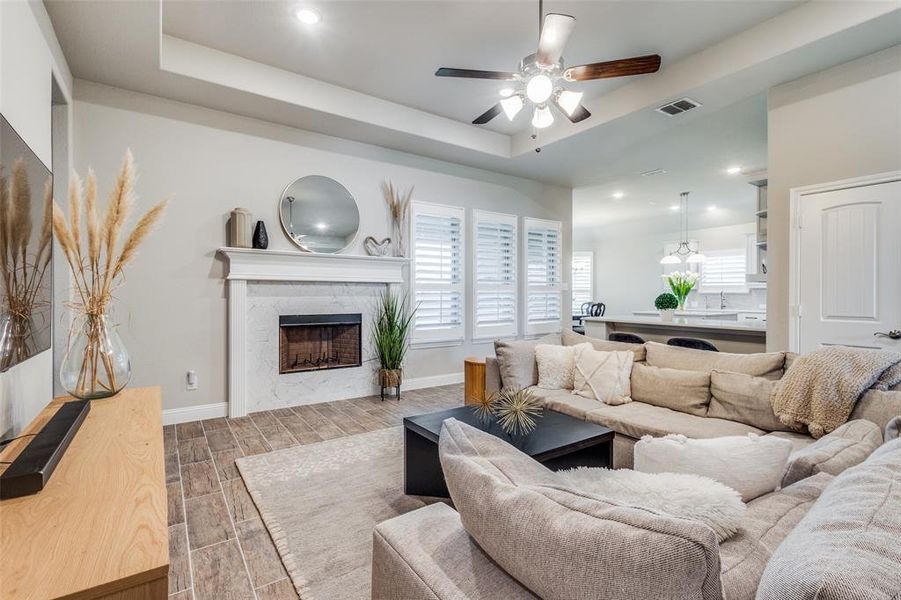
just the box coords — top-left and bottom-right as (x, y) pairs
(486, 331), (901, 469)
(371, 332), (901, 599)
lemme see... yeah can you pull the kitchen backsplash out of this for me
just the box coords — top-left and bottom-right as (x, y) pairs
(685, 287), (767, 311)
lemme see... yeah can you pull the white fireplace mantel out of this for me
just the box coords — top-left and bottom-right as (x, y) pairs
(217, 247), (409, 417)
(217, 247), (408, 284)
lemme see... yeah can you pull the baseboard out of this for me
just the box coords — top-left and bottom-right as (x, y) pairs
(162, 375), (462, 423)
(403, 372), (464, 390)
(162, 402), (228, 426)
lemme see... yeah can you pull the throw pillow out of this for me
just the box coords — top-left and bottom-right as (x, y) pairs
(630, 363), (711, 416)
(708, 370), (798, 432)
(535, 343), (578, 390)
(494, 333), (561, 389)
(645, 341), (786, 379)
(756, 437), (901, 599)
(559, 467), (745, 542)
(634, 433), (793, 501)
(561, 329), (647, 362)
(781, 419), (883, 487)
(571, 345), (633, 405)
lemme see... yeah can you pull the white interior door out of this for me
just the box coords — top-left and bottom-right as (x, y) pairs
(797, 177), (901, 354)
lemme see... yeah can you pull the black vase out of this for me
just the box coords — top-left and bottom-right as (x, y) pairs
(252, 220), (269, 249)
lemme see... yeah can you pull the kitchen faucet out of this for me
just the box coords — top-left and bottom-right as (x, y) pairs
(720, 291), (727, 310)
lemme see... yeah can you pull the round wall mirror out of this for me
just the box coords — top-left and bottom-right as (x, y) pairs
(279, 176), (360, 253)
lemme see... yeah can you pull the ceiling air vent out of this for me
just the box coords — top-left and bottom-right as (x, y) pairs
(656, 97), (702, 116)
(640, 168), (667, 177)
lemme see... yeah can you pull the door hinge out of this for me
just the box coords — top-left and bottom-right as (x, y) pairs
(795, 212), (802, 230)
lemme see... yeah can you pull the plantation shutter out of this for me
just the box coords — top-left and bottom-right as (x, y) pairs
(524, 218), (563, 335)
(571, 251), (593, 313)
(700, 248), (748, 292)
(473, 210), (517, 339)
(411, 202), (465, 343)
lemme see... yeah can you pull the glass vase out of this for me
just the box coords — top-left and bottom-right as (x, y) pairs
(0, 313), (38, 371)
(60, 314), (131, 400)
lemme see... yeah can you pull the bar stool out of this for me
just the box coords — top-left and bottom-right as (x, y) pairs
(608, 333), (646, 344)
(667, 337), (719, 352)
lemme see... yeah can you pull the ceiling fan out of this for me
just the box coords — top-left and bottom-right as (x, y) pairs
(435, 1), (662, 131)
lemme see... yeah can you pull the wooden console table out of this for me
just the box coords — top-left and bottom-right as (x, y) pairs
(0, 387), (169, 599)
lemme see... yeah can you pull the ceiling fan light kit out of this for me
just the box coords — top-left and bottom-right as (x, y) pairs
(435, 1), (662, 134)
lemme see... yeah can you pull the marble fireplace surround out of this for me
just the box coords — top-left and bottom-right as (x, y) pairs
(217, 248), (408, 418)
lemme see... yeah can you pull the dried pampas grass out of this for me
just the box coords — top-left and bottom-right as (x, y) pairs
(381, 180), (412, 257)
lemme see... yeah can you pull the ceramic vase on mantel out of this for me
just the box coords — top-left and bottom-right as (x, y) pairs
(229, 208), (252, 248)
(252, 220), (269, 249)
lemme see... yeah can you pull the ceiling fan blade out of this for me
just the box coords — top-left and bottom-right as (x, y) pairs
(554, 100), (591, 123)
(537, 13), (576, 67)
(435, 67), (517, 81)
(472, 103), (503, 125)
(563, 54), (662, 82)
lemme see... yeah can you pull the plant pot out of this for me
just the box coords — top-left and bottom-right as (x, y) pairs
(660, 309), (674, 322)
(379, 368), (402, 388)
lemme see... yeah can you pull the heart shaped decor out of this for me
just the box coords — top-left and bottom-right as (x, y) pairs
(363, 236), (392, 257)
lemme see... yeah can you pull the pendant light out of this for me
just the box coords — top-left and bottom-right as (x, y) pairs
(660, 191), (706, 264)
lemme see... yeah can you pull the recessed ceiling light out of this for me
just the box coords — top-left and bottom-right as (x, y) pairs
(707, 205), (717, 211)
(726, 165), (742, 175)
(295, 8), (321, 24)
(612, 191), (624, 199)
(670, 204), (680, 211)
(315, 222), (329, 230)
(498, 88), (515, 98)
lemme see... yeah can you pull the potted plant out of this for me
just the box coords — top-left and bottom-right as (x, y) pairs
(662, 270), (700, 312)
(654, 292), (679, 321)
(372, 289), (415, 400)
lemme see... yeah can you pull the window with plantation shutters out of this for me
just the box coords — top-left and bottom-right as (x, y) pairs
(699, 248), (748, 293)
(411, 202), (465, 344)
(524, 218), (563, 335)
(571, 252), (593, 313)
(473, 210), (517, 339)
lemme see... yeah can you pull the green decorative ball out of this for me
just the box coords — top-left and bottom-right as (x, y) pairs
(655, 292), (679, 310)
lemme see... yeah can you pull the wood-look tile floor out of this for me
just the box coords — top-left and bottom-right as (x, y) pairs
(164, 384), (463, 600)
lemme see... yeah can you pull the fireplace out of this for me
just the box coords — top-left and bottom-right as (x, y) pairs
(278, 314), (362, 374)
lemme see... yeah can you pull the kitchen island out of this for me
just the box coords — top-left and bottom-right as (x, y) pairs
(583, 315), (767, 353)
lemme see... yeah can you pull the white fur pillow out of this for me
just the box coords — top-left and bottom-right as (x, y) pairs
(535, 344), (579, 390)
(572, 345), (633, 405)
(559, 467), (745, 542)
(634, 433), (794, 501)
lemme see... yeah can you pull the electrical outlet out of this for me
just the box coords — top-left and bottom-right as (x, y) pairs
(186, 370), (198, 391)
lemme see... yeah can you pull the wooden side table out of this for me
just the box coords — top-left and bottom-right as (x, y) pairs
(464, 357), (486, 405)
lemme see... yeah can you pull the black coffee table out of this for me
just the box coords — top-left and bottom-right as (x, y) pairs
(403, 405), (614, 497)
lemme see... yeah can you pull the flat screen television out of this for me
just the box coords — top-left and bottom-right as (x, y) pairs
(0, 113), (53, 441)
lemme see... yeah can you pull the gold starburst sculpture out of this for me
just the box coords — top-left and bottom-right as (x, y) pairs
(492, 387), (543, 436)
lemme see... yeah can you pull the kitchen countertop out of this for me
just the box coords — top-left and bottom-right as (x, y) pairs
(584, 315), (767, 333)
(632, 309), (766, 317)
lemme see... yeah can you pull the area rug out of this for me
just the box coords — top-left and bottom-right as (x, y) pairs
(236, 427), (431, 599)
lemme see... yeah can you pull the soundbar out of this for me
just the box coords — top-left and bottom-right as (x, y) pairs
(0, 400), (90, 499)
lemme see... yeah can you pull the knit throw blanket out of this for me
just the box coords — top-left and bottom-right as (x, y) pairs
(771, 346), (901, 438)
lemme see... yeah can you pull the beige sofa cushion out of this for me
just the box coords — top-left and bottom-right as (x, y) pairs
(572, 345), (633, 405)
(438, 418), (725, 600)
(494, 333), (561, 389)
(584, 401), (765, 440)
(562, 329), (646, 361)
(536, 388), (606, 420)
(719, 473), (833, 600)
(630, 363), (711, 416)
(757, 437), (901, 599)
(849, 388), (901, 431)
(708, 371), (797, 432)
(372, 503), (538, 600)
(781, 419), (883, 487)
(645, 341), (785, 379)
(535, 343), (577, 390)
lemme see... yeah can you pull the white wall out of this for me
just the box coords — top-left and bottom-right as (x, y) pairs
(575, 222), (761, 315)
(767, 45), (901, 350)
(71, 82), (572, 412)
(0, 0), (72, 436)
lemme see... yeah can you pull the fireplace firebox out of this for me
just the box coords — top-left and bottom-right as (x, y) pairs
(278, 314), (362, 374)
